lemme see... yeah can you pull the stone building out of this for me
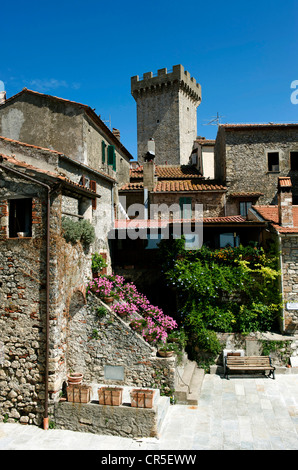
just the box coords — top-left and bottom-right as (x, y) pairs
(131, 65), (202, 166)
(249, 176), (298, 334)
(214, 123), (298, 216)
(0, 87), (132, 186)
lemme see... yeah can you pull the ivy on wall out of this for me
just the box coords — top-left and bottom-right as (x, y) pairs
(158, 240), (282, 356)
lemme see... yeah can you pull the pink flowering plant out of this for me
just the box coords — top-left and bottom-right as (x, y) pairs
(87, 273), (178, 344)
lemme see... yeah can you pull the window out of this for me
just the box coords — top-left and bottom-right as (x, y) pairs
(179, 197), (192, 219)
(268, 152), (279, 172)
(102, 141), (106, 164)
(107, 145), (116, 171)
(9, 198), (32, 238)
(290, 151), (298, 171)
(239, 201), (252, 217)
(219, 233), (239, 248)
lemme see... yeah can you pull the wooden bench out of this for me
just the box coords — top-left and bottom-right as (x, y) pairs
(224, 355), (275, 380)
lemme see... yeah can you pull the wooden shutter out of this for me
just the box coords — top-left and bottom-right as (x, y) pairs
(102, 141), (106, 163)
(90, 180), (97, 210)
(108, 145), (116, 171)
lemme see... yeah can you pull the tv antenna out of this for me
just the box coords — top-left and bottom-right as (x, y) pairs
(203, 112), (225, 126)
(102, 115), (112, 130)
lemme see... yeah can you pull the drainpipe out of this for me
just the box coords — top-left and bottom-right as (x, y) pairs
(0, 162), (51, 430)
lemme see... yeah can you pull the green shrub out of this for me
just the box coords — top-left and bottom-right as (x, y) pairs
(62, 217), (95, 248)
(92, 252), (107, 273)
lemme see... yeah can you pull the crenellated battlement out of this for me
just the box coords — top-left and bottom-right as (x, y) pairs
(131, 64), (201, 103)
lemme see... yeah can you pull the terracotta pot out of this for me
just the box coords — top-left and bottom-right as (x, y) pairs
(130, 389), (155, 409)
(67, 384), (91, 403)
(103, 296), (114, 304)
(67, 373), (83, 385)
(98, 387), (123, 406)
(158, 350), (174, 357)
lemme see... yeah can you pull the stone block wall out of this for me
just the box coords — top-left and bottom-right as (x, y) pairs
(66, 295), (176, 394)
(0, 179), (92, 425)
(215, 126), (298, 206)
(280, 234), (298, 333)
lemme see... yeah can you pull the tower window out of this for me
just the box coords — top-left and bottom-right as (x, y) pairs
(267, 152), (279, 172)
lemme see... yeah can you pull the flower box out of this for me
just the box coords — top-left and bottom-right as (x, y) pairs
(130, 389), (155, 409)
(67, 384), (92, 403)
(98, 386), (123, 406)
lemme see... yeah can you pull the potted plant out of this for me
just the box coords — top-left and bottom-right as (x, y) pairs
(157, 342), (177, 358)
(130, 389), (155, 409)
(67, 372), (83, 385)
(98, 386), (123, 406)
(91, 252), (107, 278)
(67, 384), (92, 403)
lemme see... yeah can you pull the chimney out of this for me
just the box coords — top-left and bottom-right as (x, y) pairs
(112, 128), (120, 140)
(143, 161), (156, 191)
(278, 177), (293, 227)
(0, 91), (6, 105)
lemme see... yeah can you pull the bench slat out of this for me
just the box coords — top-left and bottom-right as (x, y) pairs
(225, 355), (275, 379)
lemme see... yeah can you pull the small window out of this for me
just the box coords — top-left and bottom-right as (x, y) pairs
(9, 198), (32, 238)
(268, 152), (279, 172)
(290, 151), (298, 171)
(239, 201), (252, 217)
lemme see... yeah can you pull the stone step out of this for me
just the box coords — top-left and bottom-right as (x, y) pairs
(175, 361), (204, 405)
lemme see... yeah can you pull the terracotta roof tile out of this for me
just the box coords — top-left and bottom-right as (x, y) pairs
(221, 123), (298, 130)
(153, 180), (226, 192)
(253, 205), (298, 233)
(0, 153), (97, 196)
(114, 215), (248, 229)
(130, 165), (202, 179)
(278, 177), (292, 187)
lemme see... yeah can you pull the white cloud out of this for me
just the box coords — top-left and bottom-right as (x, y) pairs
(28, 78), (80, 92)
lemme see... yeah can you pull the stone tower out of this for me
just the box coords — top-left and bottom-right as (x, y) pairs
(131, 64), (202, 165)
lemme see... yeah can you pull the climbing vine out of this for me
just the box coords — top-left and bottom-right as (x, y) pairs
(158, 240), (282, 356)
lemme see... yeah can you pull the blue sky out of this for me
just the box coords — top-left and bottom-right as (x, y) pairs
(1, 0), (297, 159)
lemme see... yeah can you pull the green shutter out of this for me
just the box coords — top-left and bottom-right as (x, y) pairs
(108, 145), (116, 171)
(179, 197), (192, 219)
(102, 141), (106, 163)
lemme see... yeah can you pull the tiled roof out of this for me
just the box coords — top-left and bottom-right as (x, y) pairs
(221, 123), (298, 130)
(230, 191), (264, 198)
(0, 135), (116, 183)
(195, 139), (215, 145)
(120, 180), (226, 192)
(252, 205), (298, 233)
(153, 180), (226, 192)
(0, 153), (98, 197)
(114, 215), (248, 229)
(120, 182), (144, 190)
(130, 165), (202, 179)
(278, 177), (292, 188)
(0, 135), (64, 155)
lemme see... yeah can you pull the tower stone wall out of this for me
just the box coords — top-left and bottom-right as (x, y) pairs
(131, 65), (201, 165)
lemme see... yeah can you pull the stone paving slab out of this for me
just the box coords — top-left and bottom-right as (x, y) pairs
(1, 374), (298, 450)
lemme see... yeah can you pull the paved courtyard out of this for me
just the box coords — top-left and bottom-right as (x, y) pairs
(1, 374), (298, 450)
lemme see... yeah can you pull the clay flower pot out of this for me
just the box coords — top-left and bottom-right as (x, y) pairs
(157, 350), (174, 358)
(103, 296), (114, 304)
(67, 372), (83, 385)
(130, 389), (155, 409)
(98, 386), (123, 406)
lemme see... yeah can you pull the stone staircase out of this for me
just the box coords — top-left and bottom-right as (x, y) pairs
(174, 354), (205, 405)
